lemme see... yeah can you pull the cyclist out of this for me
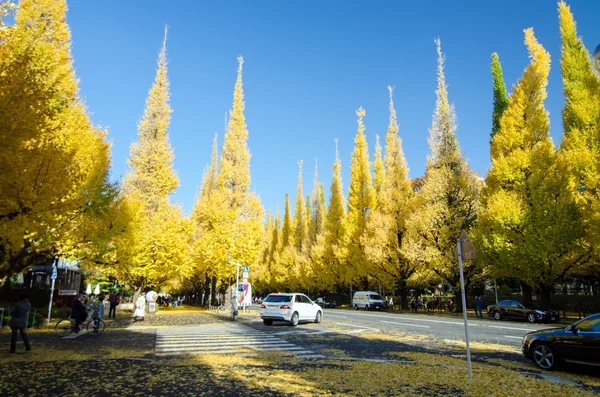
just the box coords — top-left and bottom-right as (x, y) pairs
(71, 294), (88, 332)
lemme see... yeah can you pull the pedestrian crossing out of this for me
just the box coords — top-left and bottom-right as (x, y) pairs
(155, 323), (324, 359)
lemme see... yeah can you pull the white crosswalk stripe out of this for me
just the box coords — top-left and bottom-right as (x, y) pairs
(155, 323), (324, 358)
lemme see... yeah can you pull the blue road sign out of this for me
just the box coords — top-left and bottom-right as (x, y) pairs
(242, 266), (249, 273)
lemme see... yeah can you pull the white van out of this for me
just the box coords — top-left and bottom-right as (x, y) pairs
(352, 291), (384, 310)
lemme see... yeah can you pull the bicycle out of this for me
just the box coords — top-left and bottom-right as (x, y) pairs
(55, 311), (105, 337)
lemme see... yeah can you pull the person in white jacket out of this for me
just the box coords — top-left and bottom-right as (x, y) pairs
(133, 295), (146, 322)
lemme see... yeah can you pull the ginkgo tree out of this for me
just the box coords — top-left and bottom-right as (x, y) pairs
(403, 39), (482, 308)
(479, 27), (589, 307)
(114, 31), (192, 295)
(0, 0), (114, 279)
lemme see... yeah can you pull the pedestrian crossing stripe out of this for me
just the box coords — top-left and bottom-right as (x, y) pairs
(155, 324), (324, 359)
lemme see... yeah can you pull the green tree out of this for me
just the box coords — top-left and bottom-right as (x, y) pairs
(490, 53), (509, 141)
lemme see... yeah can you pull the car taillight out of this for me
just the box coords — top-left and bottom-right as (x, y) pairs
(260, 304), (266, 309)
(280, 305), (291, 310)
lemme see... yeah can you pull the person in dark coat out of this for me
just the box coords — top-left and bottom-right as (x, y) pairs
(475, 296), (484, 319)
(9, 294), (31, 353)
(108, 292), (118, 319)
(71, 294), (88, 332)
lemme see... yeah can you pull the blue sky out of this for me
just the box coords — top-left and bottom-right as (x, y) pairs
(66, 0), (600, 217)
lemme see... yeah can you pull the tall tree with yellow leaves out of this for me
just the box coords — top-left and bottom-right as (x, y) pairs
(118, 30), (191, 294)
(346, 108), (376, 289)
(404, 39), (481, 307)
(480, 28), (588, 306)
(197, 57), (264, 294)
(558, 1), (600, 265)
(363, 87), (415, 308)
(312, 141), (349, 296)
(0, 0), (114, 278)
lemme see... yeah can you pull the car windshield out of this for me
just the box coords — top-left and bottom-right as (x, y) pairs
(265, 295), (292, 303)
(369, 294), (382, 300)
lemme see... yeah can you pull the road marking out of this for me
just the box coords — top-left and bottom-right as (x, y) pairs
(155, 323), (322, 358)
(487, 325), (532, 332)
(504, 336), (523, 340)
(380, 320), (431, 329)
(342, 312), (542, 332)
(336, 322), (380, 332)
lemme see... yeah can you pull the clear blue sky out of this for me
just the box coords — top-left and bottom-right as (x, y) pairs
(66, 0), (600, 217)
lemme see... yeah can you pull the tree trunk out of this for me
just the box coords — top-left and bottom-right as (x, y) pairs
(521, 282), (533, 302)
(132, 286), (143, 306)
(210, 276), (217, 306)
(362, 277), (369, 291)
(203, 273), (211, 307)
(398, 283), (408, 311)
(539, 285), (552, 308)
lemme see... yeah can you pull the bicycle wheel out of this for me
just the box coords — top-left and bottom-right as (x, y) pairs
(86, 318), (105, 336)
(55, 319), (73, 337)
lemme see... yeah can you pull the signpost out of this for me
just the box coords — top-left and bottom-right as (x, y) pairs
(46, 262), (58, 326)
(457, 230), (476, 379)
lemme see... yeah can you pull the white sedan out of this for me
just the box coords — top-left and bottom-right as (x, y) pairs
(260, 293), (323, 326)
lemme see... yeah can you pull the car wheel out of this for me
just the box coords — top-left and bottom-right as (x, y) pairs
(354, 305), (358, 310)
(263, 319), (273, 326)
(315, 311), (322, 324)
(532, 343), (557, 370)
(494, 311), (502, 320)
(527, 313), (536, 323)
(290, 312), (299, 327)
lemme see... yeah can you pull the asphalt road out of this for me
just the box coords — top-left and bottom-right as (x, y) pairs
(244, 306), (560, 353)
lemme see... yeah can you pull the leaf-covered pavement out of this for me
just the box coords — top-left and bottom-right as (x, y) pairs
(0, 307), (599, 396)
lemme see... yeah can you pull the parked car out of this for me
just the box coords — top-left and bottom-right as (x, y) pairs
(487, 300), (559, 323)
(522, 312), (600, 370)
(315, 297), (336, 309)
(260, 293), (323, 326)
(352, 291), (385, 310)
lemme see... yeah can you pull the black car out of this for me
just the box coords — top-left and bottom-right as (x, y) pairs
(486, 300), (559, 323)
(315, 298), (336, 309)
(522, 313), (600, 370)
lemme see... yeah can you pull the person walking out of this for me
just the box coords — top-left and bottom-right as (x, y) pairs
(108, 291), (119, 319)
(9, 294), (31, 353)
(389, 297), (394, 312)
(476, 296), (484, 319)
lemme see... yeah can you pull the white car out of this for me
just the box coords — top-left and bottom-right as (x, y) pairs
(260, 293), (323, 326)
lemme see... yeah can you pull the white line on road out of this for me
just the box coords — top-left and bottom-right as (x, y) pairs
(380, 320), (431, 329)
(336, 322), (380, 332)
(345, 329), (368, 334)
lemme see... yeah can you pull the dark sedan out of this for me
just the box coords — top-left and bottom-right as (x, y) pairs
(487, 300), (559, 323)
(315, 298), (336, 309)
(522, 313), (600, 370)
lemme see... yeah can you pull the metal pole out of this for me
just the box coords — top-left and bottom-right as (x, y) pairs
(458, 237), (473, 379)
(47, 266), (56, 327)
(494, 278), (499, 304)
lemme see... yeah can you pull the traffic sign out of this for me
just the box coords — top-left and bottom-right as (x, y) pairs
(51, 266), (57, 280)
(242, 266), (249, 273)
(242, 271), (248, 279)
